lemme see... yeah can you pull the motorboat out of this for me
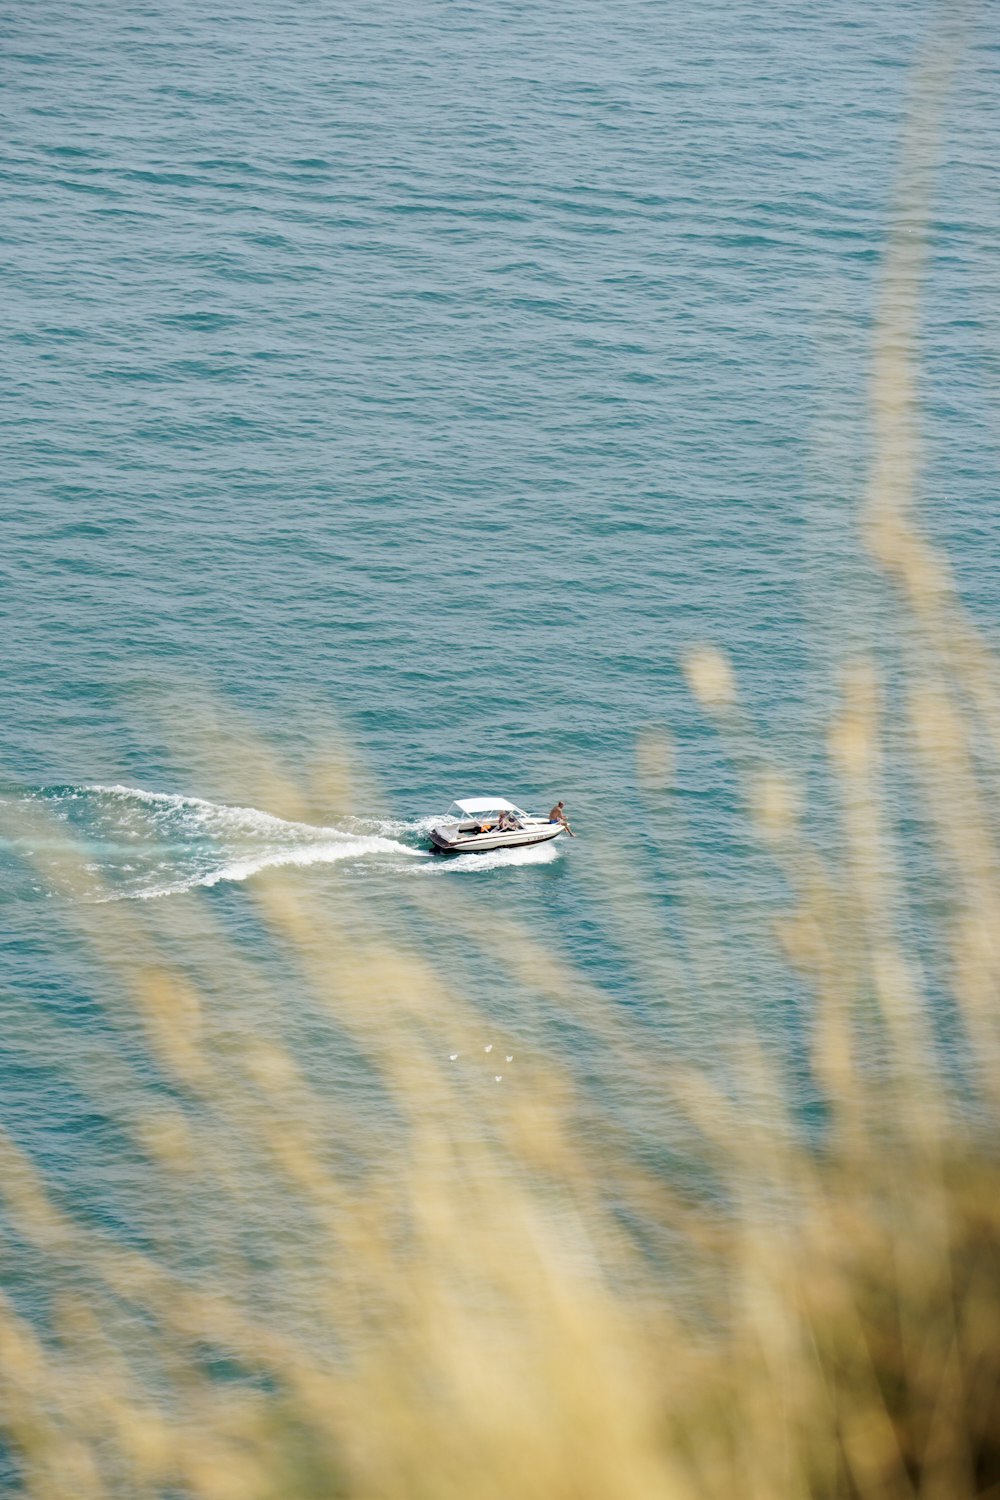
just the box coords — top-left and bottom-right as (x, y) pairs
(428, 797), (565, 855)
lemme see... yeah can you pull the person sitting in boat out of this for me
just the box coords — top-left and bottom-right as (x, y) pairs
(548, 800), (574, 835)
(497, 810), (520, 831)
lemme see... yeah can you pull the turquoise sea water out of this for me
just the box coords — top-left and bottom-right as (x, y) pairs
(2, 1), (1000, 1300)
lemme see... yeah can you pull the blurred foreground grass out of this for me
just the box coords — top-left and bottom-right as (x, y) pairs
(4, 31), (1000, 1500)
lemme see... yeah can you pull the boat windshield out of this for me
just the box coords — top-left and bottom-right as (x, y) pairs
(447, 801), (526, 822)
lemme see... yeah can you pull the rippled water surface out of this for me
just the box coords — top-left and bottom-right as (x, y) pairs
(3, 1), (1000, 1241)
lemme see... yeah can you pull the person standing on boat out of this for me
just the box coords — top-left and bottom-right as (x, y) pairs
(548, 800), (574, 836)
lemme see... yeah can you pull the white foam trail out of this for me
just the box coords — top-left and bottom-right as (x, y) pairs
(60, 784), (427, 902)
(424, 840), (563, 875)
(99, 833), (421, 902)
(79, 793), (429, 845)
(86, 784), (345, 840)
(354, 812), (440, 838)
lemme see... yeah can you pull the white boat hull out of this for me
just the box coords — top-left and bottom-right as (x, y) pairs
(428, 819), (564, 855)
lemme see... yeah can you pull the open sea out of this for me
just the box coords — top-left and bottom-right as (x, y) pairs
(2, 0), (1000, 1330)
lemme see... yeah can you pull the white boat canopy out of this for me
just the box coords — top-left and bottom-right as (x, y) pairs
(451, 797), (522, 815)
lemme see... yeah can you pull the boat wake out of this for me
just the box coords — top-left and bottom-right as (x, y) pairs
(4, 784), (426, 902)
(424, 840), (563, 875)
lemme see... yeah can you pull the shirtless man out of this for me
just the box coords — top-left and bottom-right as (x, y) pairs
(548, 800), (575, 836)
